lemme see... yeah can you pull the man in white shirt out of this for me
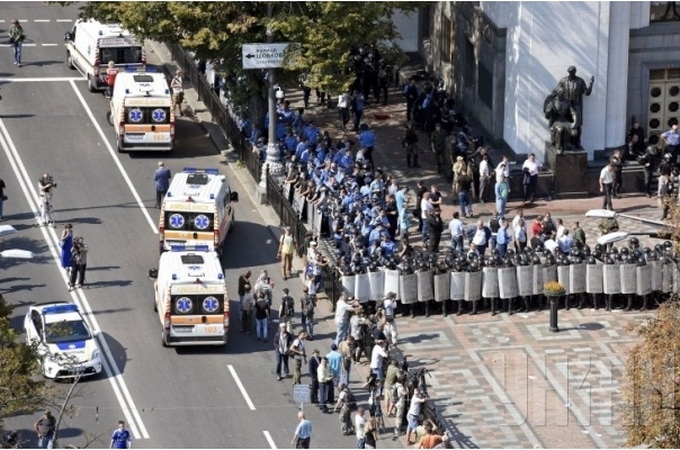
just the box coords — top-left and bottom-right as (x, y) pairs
(521, 153), (541, 203)
(471, 220), (489, 255)
(599, 163), (615, 210)
(369, 340), (388, 380)
(495, 156), (510, 182)
(406, 388), (426, 444)
(337, 91), (351, 131)
(355, 407), (367, 448)
(448, 211), (465, 252)
(382, 292), (398, 346)
(555, 218), (566, 240)
(420, 192), (433, 243)
(478, 154), (491, 203)
(334, 296), (358, 346)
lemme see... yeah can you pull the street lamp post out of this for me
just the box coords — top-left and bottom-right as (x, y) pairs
(257, 3), (285, 203)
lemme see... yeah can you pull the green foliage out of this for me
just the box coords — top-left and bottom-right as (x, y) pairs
(621, 300), (680, 448)
(0, 295), (47, 427)
(74, 1), (419, 115)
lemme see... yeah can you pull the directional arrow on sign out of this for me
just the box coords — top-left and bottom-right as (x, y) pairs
(245, 53), (255, 59)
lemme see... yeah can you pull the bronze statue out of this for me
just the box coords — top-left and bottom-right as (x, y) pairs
(550, 66), (595, 149)
(544, 93), (577, 153)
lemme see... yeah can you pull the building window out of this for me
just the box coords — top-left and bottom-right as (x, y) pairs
(647, 68), (680, 145)
(650, 2), (680, 22)
(441, 15), (453, 63)
(478, 64), (493, 108)
(421, 4), (431, 38)
(464, 39), (475, 84)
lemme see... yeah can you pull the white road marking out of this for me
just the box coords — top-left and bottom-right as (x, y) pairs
(228, 364), (256, 411)
(0, 121), (150, 439)
(41, 43), (59, 47)
(263, 431), (277, 449)
(0, 77), (84, 82)
(57, 19), (74, 22)
(34, 19), (50, 22)
(69, 80), (159, 234)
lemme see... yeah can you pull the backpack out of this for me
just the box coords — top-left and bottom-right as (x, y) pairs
(345, 389), (358, 411)
(282, 296), (294, 317)
(302, 295), (315, 317)
(392, 383), (401, 401)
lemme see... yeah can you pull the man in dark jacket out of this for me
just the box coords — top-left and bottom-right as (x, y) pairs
(402, 124), (420, 168)
(427, 208), (444, 254)
(308, 349), (321, 403)
(639, 145), (657, 198)
(274, 323), (293, 380)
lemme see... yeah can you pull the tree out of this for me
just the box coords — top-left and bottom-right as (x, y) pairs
(70, 2), (418, 119)
(620, 299), (680, 448)
(0, 295), (48, 430)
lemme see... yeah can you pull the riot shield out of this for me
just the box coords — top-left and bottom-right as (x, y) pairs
(586, 263), (603, 294)
(516, 265), (533, 297)
(400, 273), (417, 304)
(341, 274), (356, 298)
(620, 264), (637, 295)
(542, 265), (558, 284)
(603, 264), (621, 295)
(637, 265), (653, 296)
(417, 270), (435, 302)
(532, 264), (545, 296)
(557, 266), (571, 296)
(482, 267), (499, 299)
(651, 260), (662, 292)
(384, 269), (401, 300)
(368, 270), (385, 301)
(498, 267), (519, 299)
(662, 261), (673, 294)
(434, 272), (450, 302)
(450, 272), (465, 300)
(354, 272), (371, 303)
(569, 264), (586, 294)
(464, 271), (482, 301)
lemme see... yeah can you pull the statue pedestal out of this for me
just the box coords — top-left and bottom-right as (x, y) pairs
(545, 143), (589, 199)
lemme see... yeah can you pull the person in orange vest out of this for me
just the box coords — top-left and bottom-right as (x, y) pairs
(106, 61), (117, 98)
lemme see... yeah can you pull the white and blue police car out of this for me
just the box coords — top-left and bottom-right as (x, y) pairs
(23, 302), (102, 379)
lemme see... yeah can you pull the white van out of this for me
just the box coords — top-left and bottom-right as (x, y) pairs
(108, 71), (175, 152)
(159, 168), (238, 255)
(64, 19), (145, 92)
(151, 248), (230, 347)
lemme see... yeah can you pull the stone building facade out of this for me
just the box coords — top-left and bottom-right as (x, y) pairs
(417, 2), (680, 161)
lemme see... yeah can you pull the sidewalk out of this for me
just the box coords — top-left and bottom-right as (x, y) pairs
(149, 39), (656, 448)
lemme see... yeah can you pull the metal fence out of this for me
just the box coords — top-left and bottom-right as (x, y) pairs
(169, 43), (342, 304)
(168, 43), (261, 182)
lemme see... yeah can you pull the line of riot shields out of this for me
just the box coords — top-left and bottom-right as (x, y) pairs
(336, 238), (679, 317)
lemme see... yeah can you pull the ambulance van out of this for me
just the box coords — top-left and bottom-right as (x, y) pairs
(151, 248), (230, 347)
(64, 19), (145, 92)
(159, 168), (238, 255)
(108, 71), (175, 152)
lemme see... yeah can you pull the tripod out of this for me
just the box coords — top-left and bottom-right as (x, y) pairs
(39, 192), (55, 226)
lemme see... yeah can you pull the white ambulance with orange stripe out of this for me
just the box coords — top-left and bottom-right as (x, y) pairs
(107, 71), (175, 152)
(64, 19), (146, 92)
(152, 247), (230, 347)
(159, 168), (238, 255)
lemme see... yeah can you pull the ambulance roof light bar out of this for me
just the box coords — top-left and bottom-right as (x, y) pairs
(169, 245), (211, 252)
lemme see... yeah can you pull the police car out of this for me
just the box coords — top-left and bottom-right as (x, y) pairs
(23, 302), (102, 379)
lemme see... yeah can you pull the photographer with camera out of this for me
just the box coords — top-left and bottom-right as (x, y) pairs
(406, 387), (427, 445)
(69, 236), (88, 290)
(38, 173), (57, 226)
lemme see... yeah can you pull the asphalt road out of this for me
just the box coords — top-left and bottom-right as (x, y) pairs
(0, 3), (402, 448)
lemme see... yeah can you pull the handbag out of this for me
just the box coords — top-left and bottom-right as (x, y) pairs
(2, 195), (7, 201)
